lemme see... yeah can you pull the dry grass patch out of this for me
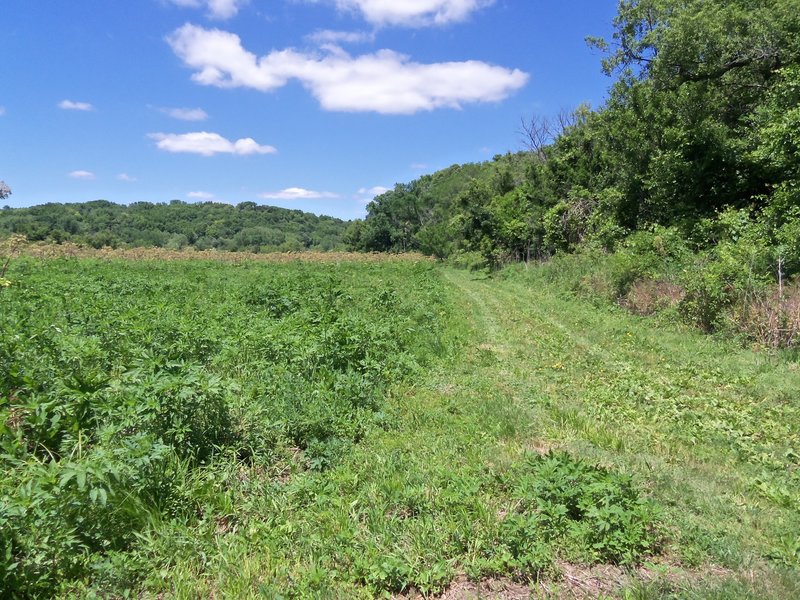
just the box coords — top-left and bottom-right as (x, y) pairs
(12, 240), (432, 264)
(623, 279), (685, 316)
(735, 281), (800, 348)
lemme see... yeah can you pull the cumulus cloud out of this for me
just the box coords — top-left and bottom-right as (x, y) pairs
(358, 186), (390, 196)
(168, 24), (528, 114)
(167, 0), (246, 20)
(59, 100), (94, 111)
(259, 187), (340, 200)
(333, 0), (494, 27)
(69, 170), (96, 180)
(355, 185), (390, 205)
(117, 173), (138, 182)
(187, 190), (215, 199)
(148, 131), (277, 156)
(160, 106), (209, 121)
(306, 29), (375, 45)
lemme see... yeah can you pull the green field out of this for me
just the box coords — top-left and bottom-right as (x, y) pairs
(2, 257), (799, 598)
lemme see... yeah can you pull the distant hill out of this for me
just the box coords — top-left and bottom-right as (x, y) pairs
(0, 200), (349, 252)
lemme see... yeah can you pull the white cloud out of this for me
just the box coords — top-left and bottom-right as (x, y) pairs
(355, 185), (390, 205)
(160, 106), (209, 121)
(188, 190), (215, 199)
(59, 99), (94, 111)
(168, 24), (528, 114)
(410, 163), (428, 170)
(148, 131), (277, 156)
(167, 0), (247, 20)
(306, 29), (375, 45)
(117, 173), (137, 182)
(259, 187), (340, 200)
(333, 0), (494, 27)
(357, 186), (390, 196)
(69, 170), (96, 180)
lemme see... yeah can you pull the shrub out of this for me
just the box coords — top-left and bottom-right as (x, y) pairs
(624, 279), (685, 316)
(606, 227), (689, 299)
(680, 211), (774, 332)
(479, 452), (662, 581)
(108, 362), (235, 464)
(446, 250), (488, 271)
(733, 281), (800, 348)
(509, 452), (662, 565)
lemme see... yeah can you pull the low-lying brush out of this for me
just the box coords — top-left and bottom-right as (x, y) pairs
(623, 279), (685, 316)
(477, 452), (662, 581)
(512, 221), (800, 349)
(734, 282), (800, 349)
(0, 257), (449, 596)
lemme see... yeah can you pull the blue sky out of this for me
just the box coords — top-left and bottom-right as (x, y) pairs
(0, 1), (618, 220)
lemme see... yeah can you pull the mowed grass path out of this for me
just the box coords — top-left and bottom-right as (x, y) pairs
(454, 268), (800, 591)
(161, 266), (799, 598)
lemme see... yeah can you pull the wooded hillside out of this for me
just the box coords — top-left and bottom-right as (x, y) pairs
(0, 200), (348, 253)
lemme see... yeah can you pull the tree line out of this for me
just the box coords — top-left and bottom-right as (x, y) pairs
(0, 199), (348, 253)
(348, 0), (800, 282)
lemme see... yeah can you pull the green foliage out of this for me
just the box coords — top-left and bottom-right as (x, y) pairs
(492, 266), (800, 582)
(680, 209), (777, 331)
(6, 0), (800, 593)
(350, 155), (531, 256)
(519, 212), (800, 348)
(475, 452), (661, 581)
(610, 227), (689, 296)
(0, 200), (348, 252)
(350, 0), (800, 344)
(445, 249), (488, 272)
(507, 452), (661, 565)
(352, 0), (800, 337)
(754, 65), (800, 179)
(4, 257), (797, 596)
(0, 257), (450, 596)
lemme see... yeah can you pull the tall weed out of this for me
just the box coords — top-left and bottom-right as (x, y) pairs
(0, 258), (451, 595)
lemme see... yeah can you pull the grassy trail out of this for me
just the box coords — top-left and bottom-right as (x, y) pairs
(158, 265), (799, 598)
(438, 268), (800, 596)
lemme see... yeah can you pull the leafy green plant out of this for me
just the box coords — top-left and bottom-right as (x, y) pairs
(0, 257), (451, 595)
(504, 452), (662, 566)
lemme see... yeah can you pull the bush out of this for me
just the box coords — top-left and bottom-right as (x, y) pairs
(508, 452), (662, 565)
(623, 279), (685, 316)
(108, 362), (234, 463)
(476, 452), (662, 581)
(605, 227), (689, 299)
(733, 281), (800, 348)
(680, 209), (775, 332)
(446, 250), (488, 272)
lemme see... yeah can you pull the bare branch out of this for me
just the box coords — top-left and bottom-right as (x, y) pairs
(555, 108), (577, 134)
(676, 48), (781, 84)
(519, 114), (553, 156)
(519, 107), (582, 157)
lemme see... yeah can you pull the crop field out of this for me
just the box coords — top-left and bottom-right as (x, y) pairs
(1, 255), (799, 598)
